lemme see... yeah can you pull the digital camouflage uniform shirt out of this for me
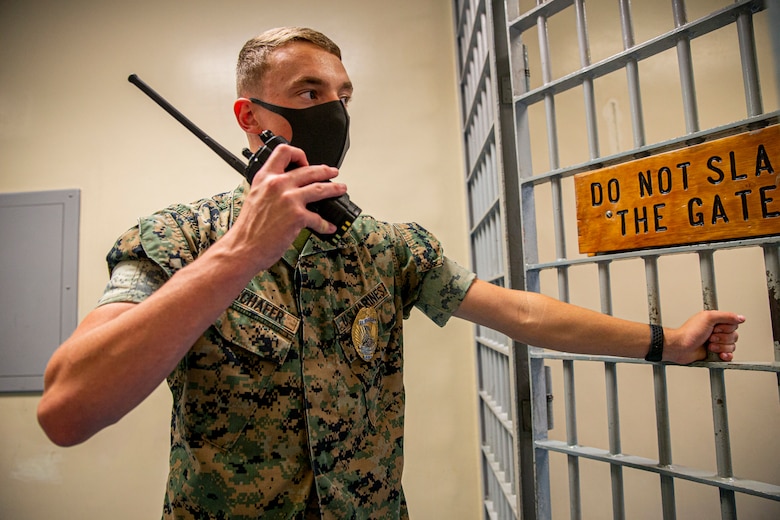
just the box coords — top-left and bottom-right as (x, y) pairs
(98, 182), (475, 519)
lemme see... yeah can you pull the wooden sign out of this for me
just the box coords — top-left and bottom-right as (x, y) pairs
(574, 125), (779, 254)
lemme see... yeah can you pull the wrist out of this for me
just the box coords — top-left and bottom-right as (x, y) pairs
(218, 225), (278, 274)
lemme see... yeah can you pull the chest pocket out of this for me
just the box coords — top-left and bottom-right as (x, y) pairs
(178, 289), (300, 450)
(333, 281), (401, 428)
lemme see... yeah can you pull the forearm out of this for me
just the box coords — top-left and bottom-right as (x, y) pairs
(454, 279), (743, 363)
(466, 286), (653, 357)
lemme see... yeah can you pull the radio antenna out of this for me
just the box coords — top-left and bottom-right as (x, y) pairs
(127, 73), (247, 176)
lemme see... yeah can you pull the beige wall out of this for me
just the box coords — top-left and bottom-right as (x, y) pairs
(0, 1), (481, 518)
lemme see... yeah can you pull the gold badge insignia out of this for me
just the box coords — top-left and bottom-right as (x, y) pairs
(352, 306), (379, 362)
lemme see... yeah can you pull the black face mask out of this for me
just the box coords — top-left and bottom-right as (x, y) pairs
(250, 98), (350, 168)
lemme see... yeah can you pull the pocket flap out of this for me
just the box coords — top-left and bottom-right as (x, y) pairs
(214, 288), (300, 364)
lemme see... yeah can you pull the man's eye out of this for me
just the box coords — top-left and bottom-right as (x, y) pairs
(340, 96), (351, 107)
(300, 91), (317, 101)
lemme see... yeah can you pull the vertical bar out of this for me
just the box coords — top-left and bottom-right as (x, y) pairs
(699, 250), (737, 520)
(574, 0), (599, 160)
(671, 0), (700, 134)
(762, 243), (780, 401)
(771, 0), (780, 103)
(545, 364), (554, 429)
(552, 175), (568, 263)
(457, 4), (506, 518)
(531, 356), (552, 520)
(699, 250), (721, 365)
(618, 0), (646, 148)
(735, 7), (763, 117)
(563, 358), (580, 520)
(599, 260), (626, 520)
(489, 0), (536, 517)
(645, 256), (676, 520)
(537, 12), (559, 169)
(550, 118), (577, 520)
(537, 5), (577, 517)
(604, 361), (625, 520)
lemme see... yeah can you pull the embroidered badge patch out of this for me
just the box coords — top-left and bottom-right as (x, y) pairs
(352, 306), (379, 362)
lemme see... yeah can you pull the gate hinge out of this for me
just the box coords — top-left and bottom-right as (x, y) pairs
(520, 366), (555, 433)
(545, 364), (554, 430)
(501, 75), (513, 104)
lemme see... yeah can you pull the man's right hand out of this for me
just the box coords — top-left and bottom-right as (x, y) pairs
(233, 142), (347, 271)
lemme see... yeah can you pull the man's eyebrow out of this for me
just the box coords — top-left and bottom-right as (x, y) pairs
(291, 76), (353, 93)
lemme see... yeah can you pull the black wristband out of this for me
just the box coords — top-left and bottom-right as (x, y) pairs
(644, 324), (664, 362)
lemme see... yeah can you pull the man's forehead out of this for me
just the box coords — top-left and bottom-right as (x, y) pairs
(260, 42), (352, 91)
(266, 41), (343, 73)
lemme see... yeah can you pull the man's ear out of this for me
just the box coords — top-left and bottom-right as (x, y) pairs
(234, 98), (263, 133)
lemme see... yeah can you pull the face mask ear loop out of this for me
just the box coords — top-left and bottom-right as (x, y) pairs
(249, 98), (278, 112)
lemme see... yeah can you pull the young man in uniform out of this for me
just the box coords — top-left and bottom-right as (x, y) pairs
(38, 27), (743, 519)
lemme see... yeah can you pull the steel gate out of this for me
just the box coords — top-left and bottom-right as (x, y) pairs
(453, 0), (779, 518)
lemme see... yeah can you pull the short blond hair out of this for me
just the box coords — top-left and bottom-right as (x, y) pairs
(236, 27), (342, 96)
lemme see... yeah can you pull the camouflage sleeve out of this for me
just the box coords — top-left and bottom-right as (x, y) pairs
(414, 256), (475, 326)
(97, 225), (169, 306)
(393, 222), (476, 327)
(97, 258), (168, 306)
